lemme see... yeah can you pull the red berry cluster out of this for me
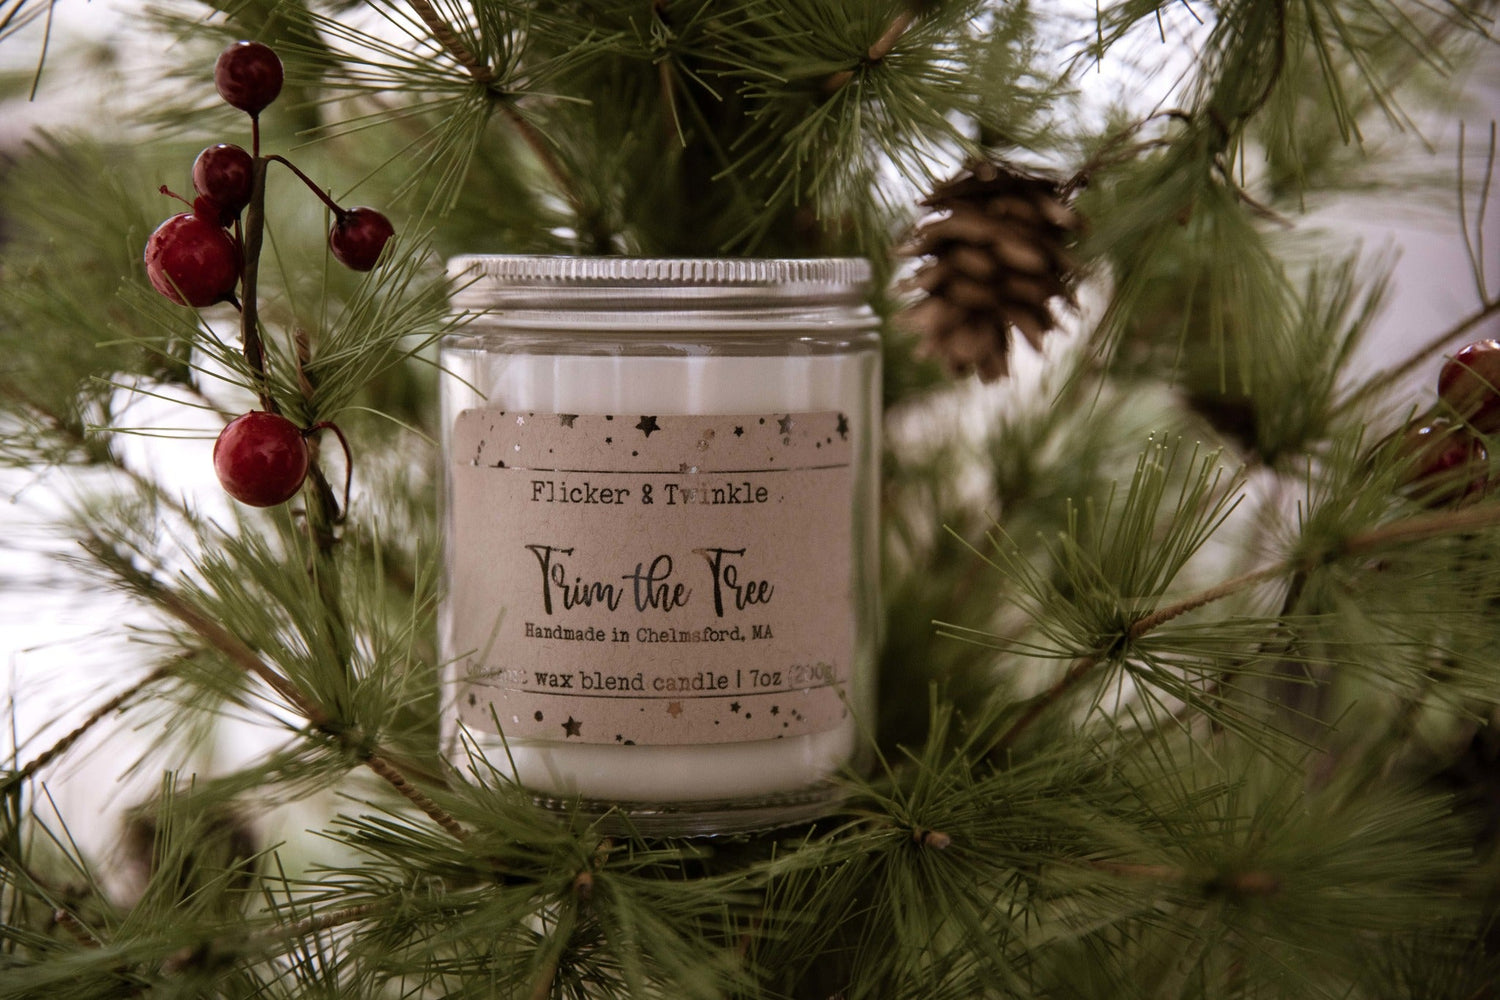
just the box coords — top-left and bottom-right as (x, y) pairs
(1398, 339), (1500, 505)
(143, 41), (381, 508)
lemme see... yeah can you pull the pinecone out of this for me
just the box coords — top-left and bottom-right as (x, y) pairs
(901, 160), (1081, 382)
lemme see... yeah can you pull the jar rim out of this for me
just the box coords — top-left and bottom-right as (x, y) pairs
(448, 255), (872, 291)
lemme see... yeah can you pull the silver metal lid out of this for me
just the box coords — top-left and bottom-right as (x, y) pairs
(447, 255), (873, 313)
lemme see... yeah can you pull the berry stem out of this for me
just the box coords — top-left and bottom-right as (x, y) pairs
(240, 157), (279, 415)
(308, 420), (354, 516)
(157, 184), (192, 209)
(265, 154), (346, 219)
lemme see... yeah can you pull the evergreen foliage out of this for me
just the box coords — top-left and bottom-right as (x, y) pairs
(2, 0), (1500, 996)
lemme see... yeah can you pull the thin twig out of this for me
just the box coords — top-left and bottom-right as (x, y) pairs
(4, 661), (177, 792)
(403, 0), (583, 215)
(496, 104), (586, 217)
(1340, 501), (1500, 555)
(51, 907), (100, 948)
(150, 585), (327, 724)
(246, 902), (382, 948)
(138, 577), (469, 842)
(824, 8), (917, 92)
(1087, 859), (1281, 896)
(405, 0), (493, 82)
(1334, 297), (1500, 418)
(993, 502), (1500, 752)
(1127, 565), (1287, 638)
(993, 654), (1103, 754)
(364, 753), (469, 842)
(528, 958), (559, 1000)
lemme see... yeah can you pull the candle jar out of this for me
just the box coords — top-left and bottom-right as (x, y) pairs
(439, 256), (880, 835)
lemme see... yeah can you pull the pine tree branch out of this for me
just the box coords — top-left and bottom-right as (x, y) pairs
(401, 0), (584, 217)
(993, 565), (1286, 752)
(50, 907), (101, 949)
(1339, 502), (1500, 555)
(528, 956), (559, 1000)
(363, 752), (468, 842)
(1126, 565), (1288, 637)
(2, 661), (179, 794)
(246, 902), (382, 947)
(1088, 859), (1282, 897)
(993, 502), (1500, 753)
(404, 0), (493, 83)
(1335, 296), (1500, 419)
(911, 826), (952, 849)
(123, 571), (470, 842)
(824, 8), (918, 92)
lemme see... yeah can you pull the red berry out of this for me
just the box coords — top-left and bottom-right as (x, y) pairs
(213, 412), (311, 507)
(1397, 419), (1489, 506)
(214, 41), (283, 116)
(144, 213), (241, 307)
(193, 143), (255, 220)
(329, 207), (395, 271)
(193, 195), (227, 225)
(1438, 339), (1500, 433)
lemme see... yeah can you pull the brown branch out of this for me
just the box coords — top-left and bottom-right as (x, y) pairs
(364, 752), (469, 842)
(824, 8), (918, 92)
(497, 103), (586, 218)
(51, 907), (101, 948)
(1087, 859), (1282, 897)
(405, 0), (493, 82)
(151, 585), (327, 724)
(912, 827), (952, 849)
(994, 500), (1500, 754)
(246, 903), (382, 948)
(143, 580), (469, 842)
(992, 653), (1103, 754)
(4, 661), (177, 792)
(1340, 501), (1500, 555)
(528, 958), (559, 1000)
(997, 567), (1278, 751)
(1335, 297), (1500, 419)
(402, 0), (583, 216)
(1127, 565), (1287, 638)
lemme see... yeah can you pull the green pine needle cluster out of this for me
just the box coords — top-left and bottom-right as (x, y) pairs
(2, 0), (1500, 997)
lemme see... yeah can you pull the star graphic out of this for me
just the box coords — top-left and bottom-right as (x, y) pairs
(562, 716), (582, 738)
(636, 415), (660, 437)
(836, 413), (849, 439)
(559, 414), (577, 428)
(730, 701), (741, 713)
(770, 705), (779, 715)
(667, 701), (683, 717)
(733, 425), (744, 437)
(777, 414), (794, 435)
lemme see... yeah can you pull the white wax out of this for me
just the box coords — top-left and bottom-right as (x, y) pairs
(442, 347), (877, 805)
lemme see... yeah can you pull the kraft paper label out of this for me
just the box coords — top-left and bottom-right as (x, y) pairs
(448, 410), (855, 746)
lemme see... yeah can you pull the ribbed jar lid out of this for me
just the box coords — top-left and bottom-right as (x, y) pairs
(447, 255), (873, 312)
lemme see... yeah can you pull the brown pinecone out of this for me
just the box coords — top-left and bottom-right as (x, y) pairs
(901, 160), (1081, 381)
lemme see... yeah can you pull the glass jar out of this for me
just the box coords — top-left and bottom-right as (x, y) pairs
(439, 256), (880, 835)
